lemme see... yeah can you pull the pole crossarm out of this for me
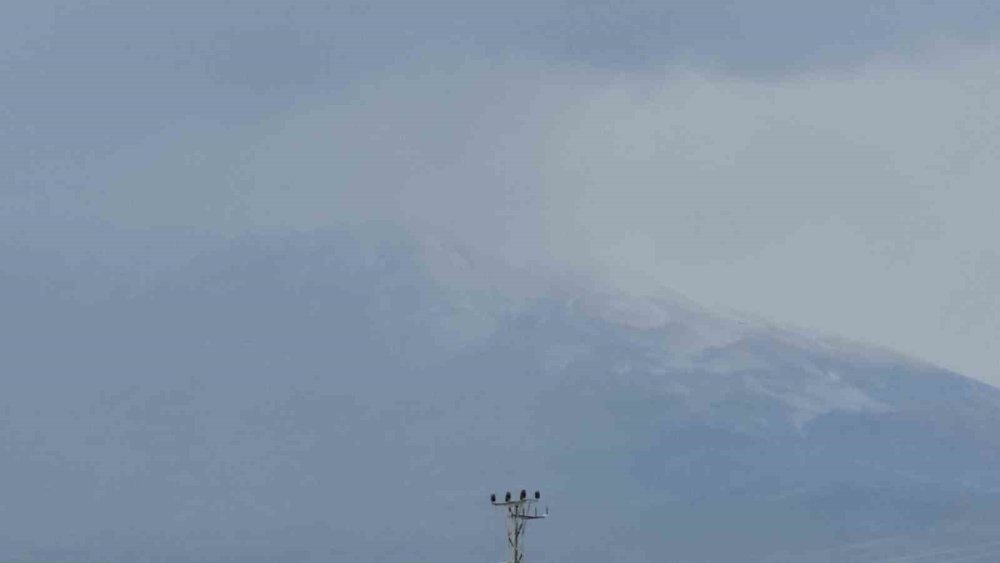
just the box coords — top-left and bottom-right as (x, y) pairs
(490, 490), (548, 563)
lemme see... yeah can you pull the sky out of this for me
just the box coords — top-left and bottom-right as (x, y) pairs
(3, 0), (1000, 383)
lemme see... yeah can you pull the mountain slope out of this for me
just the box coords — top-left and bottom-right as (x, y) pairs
(3, 225), (1000, 562)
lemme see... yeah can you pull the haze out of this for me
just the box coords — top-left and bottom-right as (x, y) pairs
(4, 4), (999, 378)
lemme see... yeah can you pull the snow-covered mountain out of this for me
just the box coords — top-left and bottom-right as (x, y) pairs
(4, 225), (1000, 562)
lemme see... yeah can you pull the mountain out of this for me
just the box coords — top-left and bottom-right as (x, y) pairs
(4, 224), (1000, 562)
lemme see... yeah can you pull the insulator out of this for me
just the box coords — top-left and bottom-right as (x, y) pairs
(520, 489), (527, 500)
(491, 493), (496, 503)
(534, 491), (540, 499)
(505, 491), (511, 502)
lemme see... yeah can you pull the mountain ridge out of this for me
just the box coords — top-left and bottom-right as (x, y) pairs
(4, 224), (1000, 561)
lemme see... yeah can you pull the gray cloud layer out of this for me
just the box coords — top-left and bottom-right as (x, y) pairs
(4, 2), (1000, 382)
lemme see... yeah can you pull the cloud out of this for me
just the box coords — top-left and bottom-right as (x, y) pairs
(76, 42), (1000, 384)
(5, 0), (998, 164)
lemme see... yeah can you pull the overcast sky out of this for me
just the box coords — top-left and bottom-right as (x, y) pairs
(3, 1), (999, 383)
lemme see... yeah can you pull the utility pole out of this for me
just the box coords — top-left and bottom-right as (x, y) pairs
(490, 489), (548, 563)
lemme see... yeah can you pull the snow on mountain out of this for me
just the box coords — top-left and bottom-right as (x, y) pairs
(4, 225), (1000, 562)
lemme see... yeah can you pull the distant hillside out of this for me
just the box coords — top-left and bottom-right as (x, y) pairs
(3, 225), (1000, 562)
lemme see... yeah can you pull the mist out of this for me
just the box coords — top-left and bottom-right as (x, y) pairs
(7, 4), (1000, 561)
(20, 43), (991, 384)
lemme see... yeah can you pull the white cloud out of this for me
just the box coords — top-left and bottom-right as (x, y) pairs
(95, 43), (1000, 382)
